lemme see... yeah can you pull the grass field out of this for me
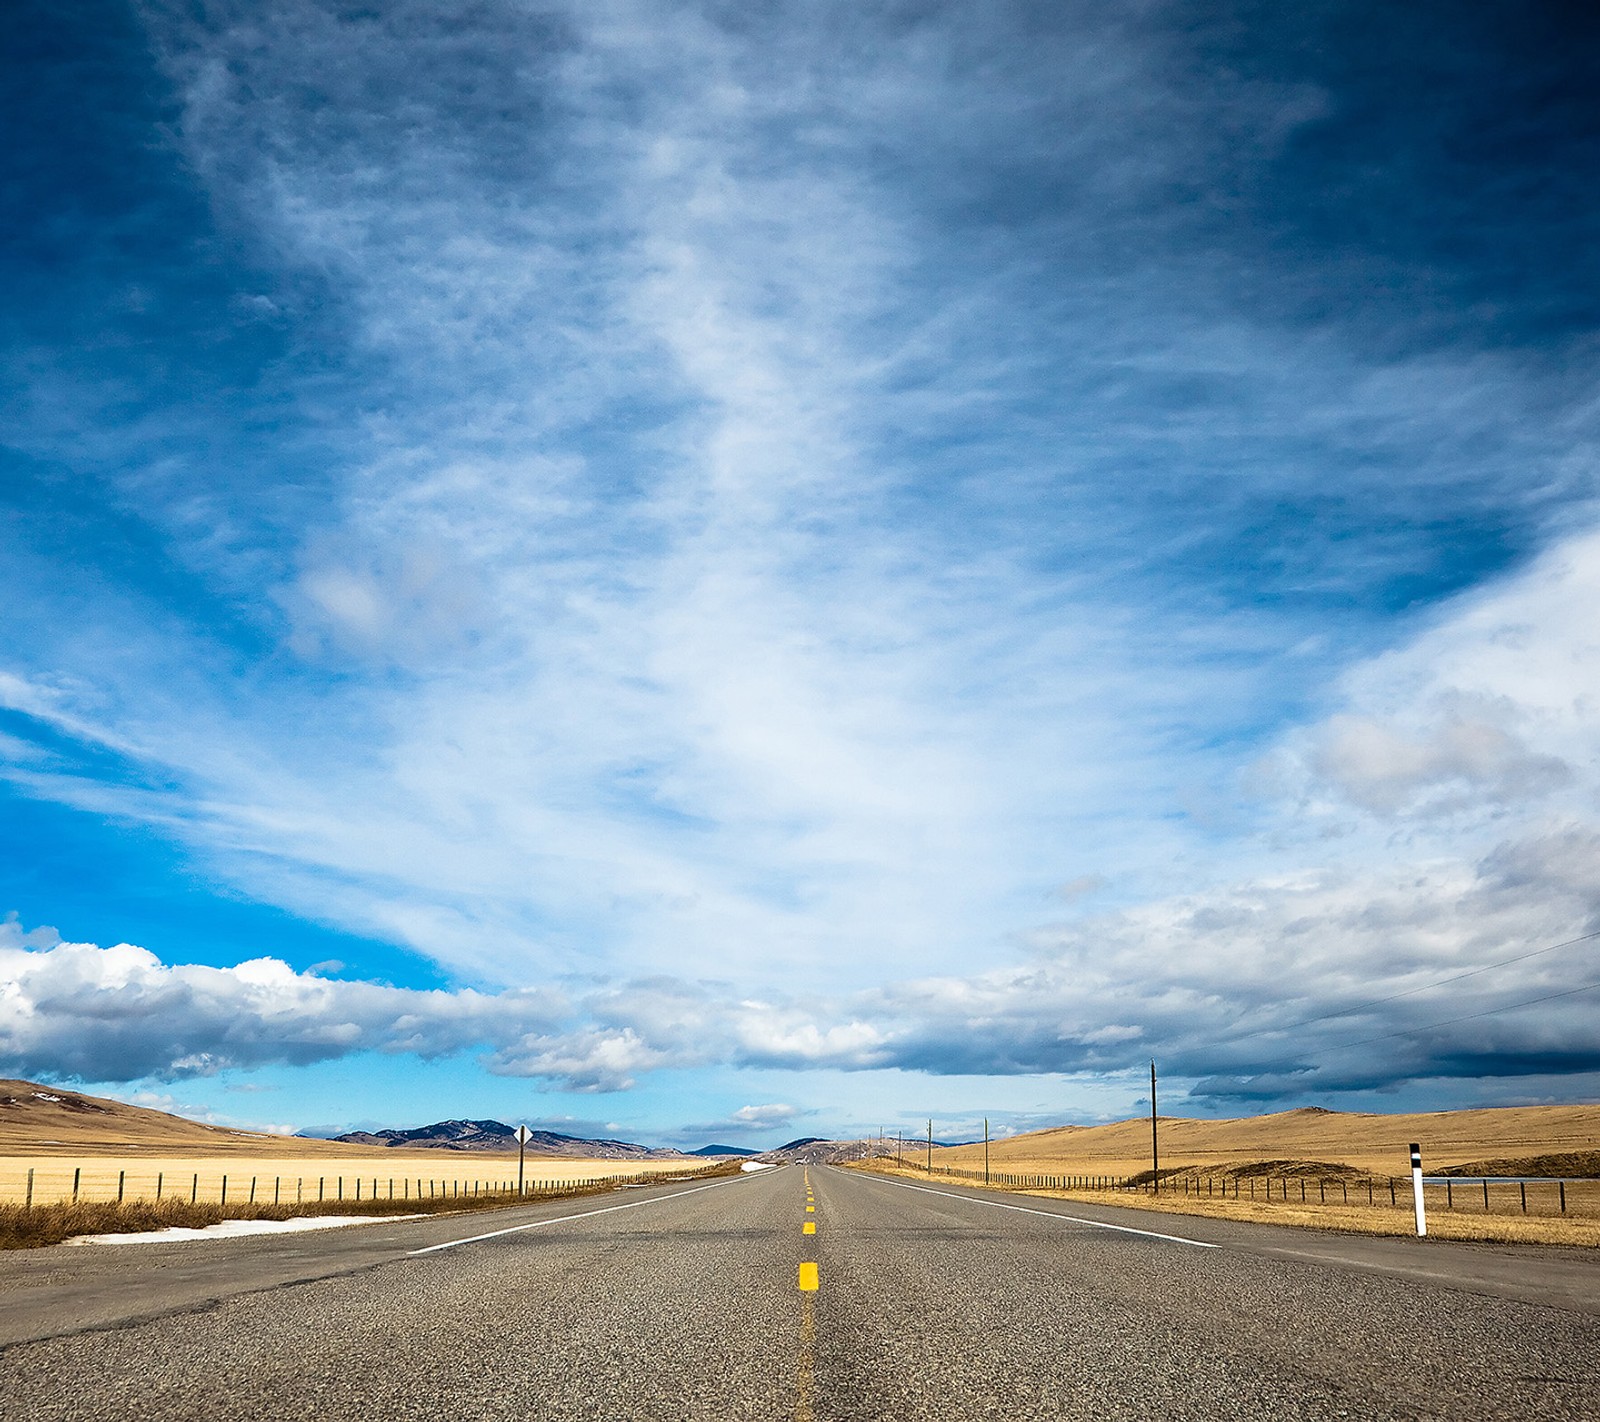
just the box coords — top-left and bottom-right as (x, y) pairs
(0, 1158), (744, 1247)
(854, 1159), (1600, 1247)
(854, 1102), (1600, 1248)
(920, 1103), (1600, 1179)
(0, 1080), (710, 1208)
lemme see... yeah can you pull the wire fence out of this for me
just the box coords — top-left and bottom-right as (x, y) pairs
(5, 1163), (693, 1209)
(900, 1163), (1598, 1219)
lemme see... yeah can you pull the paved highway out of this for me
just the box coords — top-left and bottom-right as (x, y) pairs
(0, 1164), (1596, 1419)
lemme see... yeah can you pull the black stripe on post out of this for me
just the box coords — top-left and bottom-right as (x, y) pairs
(1409, 1143), (1422, 1169)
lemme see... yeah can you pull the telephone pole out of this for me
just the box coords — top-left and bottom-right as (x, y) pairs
(927, 1118), (933, 1174)
(1150, 1060), (1159, 1193)
(984, 1117), (990, 1185)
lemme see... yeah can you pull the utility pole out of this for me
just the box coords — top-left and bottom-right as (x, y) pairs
(897, 1130), (903, 1166)
(927, 1118), (933, 1174)
(1150, 1060), (1159, 1193)
(984, 1117), (990, 1185)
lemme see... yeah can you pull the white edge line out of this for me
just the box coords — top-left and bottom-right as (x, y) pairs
(859, 1172), (1218, 1249)
(406, 1175), (749, 1255)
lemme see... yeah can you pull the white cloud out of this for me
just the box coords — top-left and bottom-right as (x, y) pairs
(0, 922), (564, 1084)
(1311, 713), (1571, 815)
(730, 1102), (798, 1126)
(1287, 528), (1600, 823)
(485, 1028), (674, 1094)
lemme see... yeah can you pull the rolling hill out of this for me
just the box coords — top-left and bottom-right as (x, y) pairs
(930, 1104), (1600, 1178)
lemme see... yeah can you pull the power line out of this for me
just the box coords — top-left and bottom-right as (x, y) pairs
(1221, 926), (1600, 1046)
(1317, 977), (1600, 1057)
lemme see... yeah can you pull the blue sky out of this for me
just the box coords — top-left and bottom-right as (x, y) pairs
(3, 0), (1599, 1148)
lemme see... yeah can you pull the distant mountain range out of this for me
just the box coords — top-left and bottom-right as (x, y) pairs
(326, 1118), (754, 1159)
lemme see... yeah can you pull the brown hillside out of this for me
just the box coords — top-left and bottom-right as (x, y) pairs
(0, 1079), (393, 1158)
(935, 1104), (1600, 1178)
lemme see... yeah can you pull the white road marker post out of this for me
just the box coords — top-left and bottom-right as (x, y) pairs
(1409, 1142), (1427, 1237)
(516, 1125), (532, 1198)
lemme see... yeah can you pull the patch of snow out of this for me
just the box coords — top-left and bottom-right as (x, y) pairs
(740, 1160), (777, 1172)
(32, 1093), (63, 1103)
(63, 1214), (423, 1247)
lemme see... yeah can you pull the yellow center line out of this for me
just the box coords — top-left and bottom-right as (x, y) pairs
(796, 1168), (819, 1419)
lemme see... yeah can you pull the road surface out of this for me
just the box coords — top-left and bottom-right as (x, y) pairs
(0, 1164), (1596, 1419)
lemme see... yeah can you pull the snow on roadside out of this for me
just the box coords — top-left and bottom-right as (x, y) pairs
(63, 1214), (424, 1246)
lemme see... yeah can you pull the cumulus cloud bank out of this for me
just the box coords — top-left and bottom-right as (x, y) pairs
(0, 927), (562, 1083)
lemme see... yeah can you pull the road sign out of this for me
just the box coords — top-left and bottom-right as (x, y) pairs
(515, 1126), (532, 1143)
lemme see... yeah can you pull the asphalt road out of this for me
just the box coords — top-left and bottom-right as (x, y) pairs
(0, 1164), (1596, 1420)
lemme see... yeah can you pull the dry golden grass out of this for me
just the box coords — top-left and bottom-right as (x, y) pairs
(0, 1159), (743, 1248)
(0, 1193), (472, 1249)
(854, 1160), (1600, 1247)
(0, 1080), (704, 1206)
(861, 1102), (1600, 1249)
(929, 1103), (1600, 1178)
(0, 1079), (387, 1157)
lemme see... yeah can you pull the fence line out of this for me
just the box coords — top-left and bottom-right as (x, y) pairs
(1, 1165), (697, 1209)
(894, 1162), (1594, 1218)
